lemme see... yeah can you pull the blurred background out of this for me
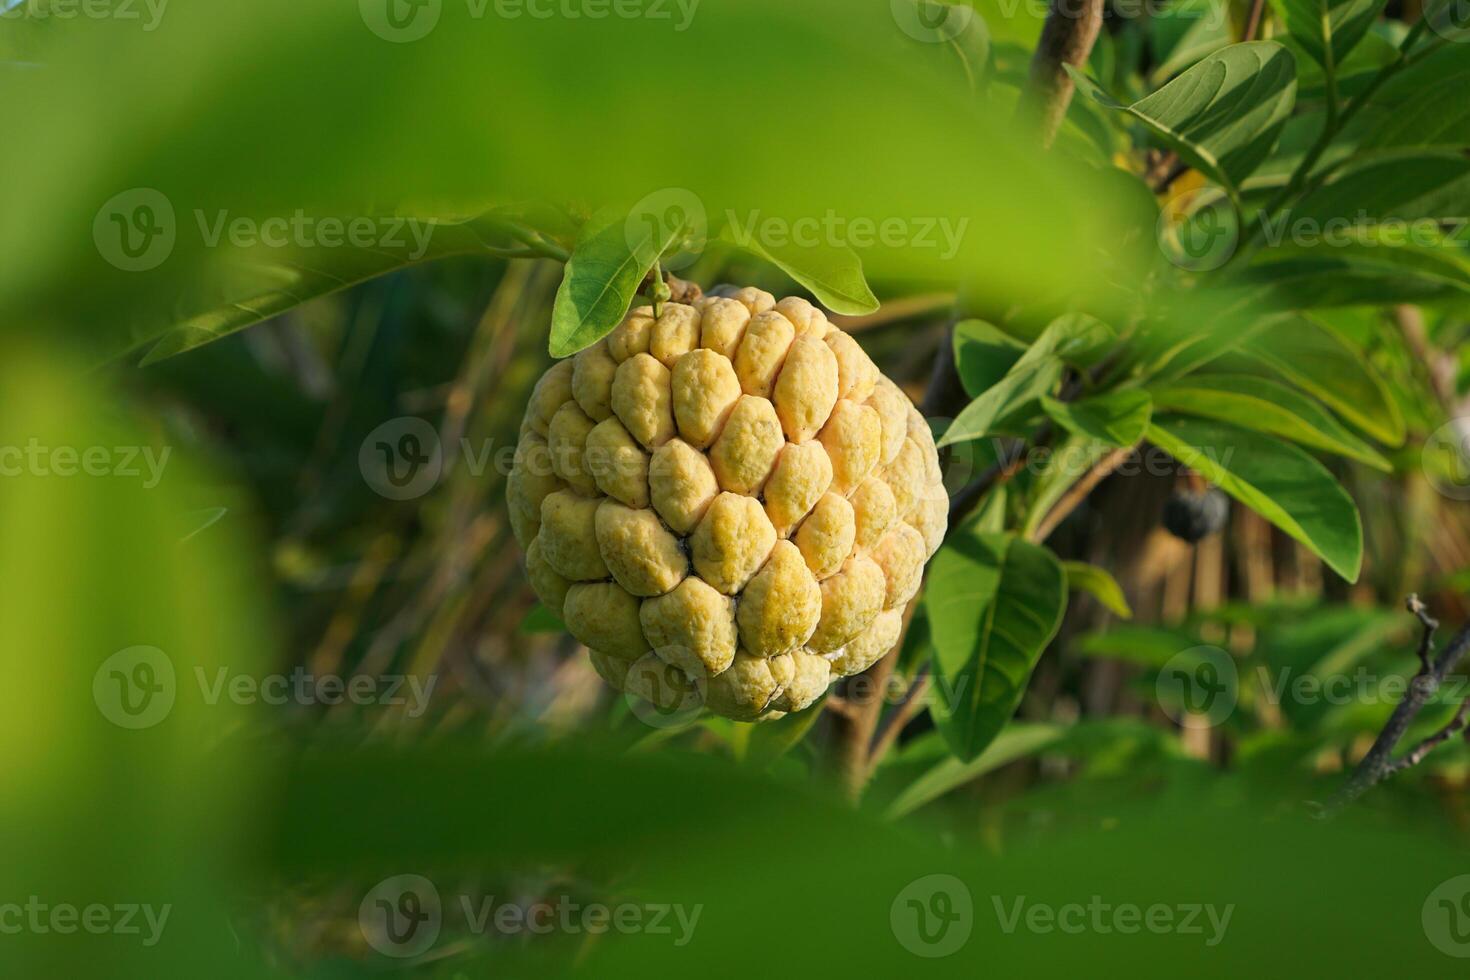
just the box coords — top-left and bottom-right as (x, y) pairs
(3, 0), (1470, 976)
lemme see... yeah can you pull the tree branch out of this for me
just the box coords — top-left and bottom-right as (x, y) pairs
(1019, 0), (1107, 148)
(867, 671), (931, 778)
(1027, 442), (1136, 543)
(1327, 596), (1470, 810)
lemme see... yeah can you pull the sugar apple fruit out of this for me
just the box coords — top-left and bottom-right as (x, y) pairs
(509, 284), (948, 721)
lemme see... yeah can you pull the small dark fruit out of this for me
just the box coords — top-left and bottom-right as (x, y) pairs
(1163, 488), (1229, 543)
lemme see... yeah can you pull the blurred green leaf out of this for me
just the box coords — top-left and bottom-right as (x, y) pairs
(1149, 0), (1232, 83)
(1077, 624), (1204, 667)
(0, 343), (274, 979)
(743, 697), (828, 769)
(926, 533), (1066, 761)
(884, 723), (1065, 818)
(518, 603), (566, 634)
(1063, 561), (1134, 619)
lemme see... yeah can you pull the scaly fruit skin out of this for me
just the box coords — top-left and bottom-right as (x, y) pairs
(509, 285), (947, 721)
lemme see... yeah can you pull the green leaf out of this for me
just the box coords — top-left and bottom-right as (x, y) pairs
(937, 314), (1109, 447)
(1240, 238), (1470, 310)
(1287, 151), (1470, 227)
(1063, 561), (1134, 619)
(1041, 389), (1152, 447)
(1068, 41), (1298, 200)
(518, 603), (566, 635)
(1241, 314), (1406, 446)
(1285, 30), (1397, 100)
(1149, 0), (1233, 83)
(741, 696), (828, 769)
(1267, 0), (1387, 71)
(926, 533), (1067, 761)
(883, 723), (1065, 819)
(940, 358), (1062, 447)
(1150, 373), (1391, 470)
(1077, 624), (1204, 667)
(971, 484), (1009, 535)
(139, 218), (502, 364)
(952, 318), (1026, 398)
(1349, 44), (1470, 153)
(550, 205), (684, 357)
(1047, 313), (1119, 369)
(720, 226), (878, 315)
(1147, 416), (1363, 581)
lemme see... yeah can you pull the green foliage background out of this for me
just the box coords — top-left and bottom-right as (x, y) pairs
(3, 0), (1470, 975)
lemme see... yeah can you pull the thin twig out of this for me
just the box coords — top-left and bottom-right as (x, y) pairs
(867, 671), (931, 777)
(1019, 0), (1107, 148)
(1027, 442), (1136, 543)
(1243, 0), (1267, 41)
(1327, 597), (1470, 810)
(1387, 699), (1470, 775)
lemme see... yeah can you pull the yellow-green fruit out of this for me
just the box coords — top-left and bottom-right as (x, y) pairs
(512, 285), (947, 721)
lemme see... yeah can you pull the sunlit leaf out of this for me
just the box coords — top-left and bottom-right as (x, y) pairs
(1147, 415), (1363, 581)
